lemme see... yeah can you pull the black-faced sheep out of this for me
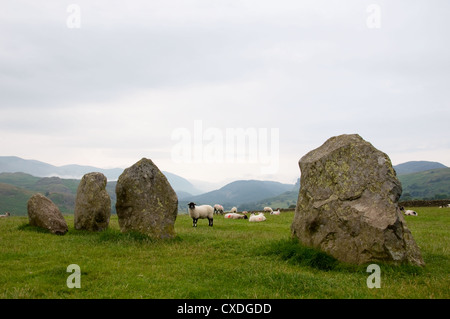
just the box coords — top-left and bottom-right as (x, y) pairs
(263, 207), (273, 213)
(214, 204), (224, 215)
(0, 212), (11, 218)
(230, 207), (237, 213)
(188, 202), (214, 227)
(270, 209), (280, 215)
(399, 206), (418, 216)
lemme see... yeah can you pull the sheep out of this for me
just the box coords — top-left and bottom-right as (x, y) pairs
(263, 207), (273, 213)
(249, 212), (266, 222)
(224, 213), (248, 220)
(270, 209), (281, 215)
(230, 207), (237, 213)
(404, 210), (418, 216)
(214, 204), (224, 215)
(0, 212), (11, 218)
(242, 211), (248, 214)
(187, 202), (214, 227)
(448, 204), (450, 208)
(399, 206), (418, 216)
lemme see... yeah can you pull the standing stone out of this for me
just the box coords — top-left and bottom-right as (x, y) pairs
(291, 134), (424, 266)
(27, 193), (68, 235)
(115, 158), (178, 239)
(74, 172), (111, 231)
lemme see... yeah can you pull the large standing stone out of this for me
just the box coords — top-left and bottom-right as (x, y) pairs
(291, 134), (424, 266)
(27, 193), (68, 235)
(74, 172), (111, 231)
(115, 158), (178, 239)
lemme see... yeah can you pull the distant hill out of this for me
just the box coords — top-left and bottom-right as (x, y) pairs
(181, 180), (295, 211)
(0, 172), (182, 216)
(0, 182), (35, 214)
(240, 164), (450, 210)
(0, 156), (124, 180)
(398, 168), (450, 200)
(239, 190), (299, 211)
(394, 161), (448, 175)
(239, 178), (300, 211)
(0, 156), (200, 197)
(0, 172), (79, 215)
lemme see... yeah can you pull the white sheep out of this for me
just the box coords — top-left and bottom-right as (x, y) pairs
(405, 210), (418, 216)
(214, 204), (224, 215)
(0, 212), (11, 218)
(249, 212), (266, 222)
(230, 207), (237, 213)
(399, 206), (418, 216)
(224, 213), (248, 220)
(263, 207), (273, 213)
(270, 209), (281, 215)
(448, 204), (450, 208)
(188, 202), (214, 227)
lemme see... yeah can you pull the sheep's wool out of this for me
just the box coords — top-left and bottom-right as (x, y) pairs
(116, 158), (178, 239)
(291, 134), (424, 266)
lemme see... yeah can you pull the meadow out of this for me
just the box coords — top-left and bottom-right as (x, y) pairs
(0, 208), (448, 299)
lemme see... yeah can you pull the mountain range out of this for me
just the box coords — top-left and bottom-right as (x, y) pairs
(0, 157), (449, 215)
(393, 161), (447, 175)
(0, 156), (203, 197)
(0, 156), (295, 215)
(180, 180), (295, 212)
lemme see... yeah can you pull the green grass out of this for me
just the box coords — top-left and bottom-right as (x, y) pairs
(0, 208), (449, 299)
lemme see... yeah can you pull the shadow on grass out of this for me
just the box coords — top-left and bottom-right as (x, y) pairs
(258, 238), (425, 275)
(17, 223), (183, 245)
(96, 228), (183, 245)
(17, 223), (52, 234)
(259, 238), (341, 271)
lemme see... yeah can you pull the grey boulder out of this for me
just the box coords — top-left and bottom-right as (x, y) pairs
(74, 172), (111, 231)
(27, 193), (68, 235)
(291, 134), (424, 266)
(115, 158), (178, 239)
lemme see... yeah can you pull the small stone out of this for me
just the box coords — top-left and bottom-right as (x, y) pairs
(27, 193), (68, 235)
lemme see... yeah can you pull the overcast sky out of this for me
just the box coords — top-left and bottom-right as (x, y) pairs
(1, 0), (449, 186)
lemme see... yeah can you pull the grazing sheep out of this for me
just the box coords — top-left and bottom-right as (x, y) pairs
(224, 213), (248, 220)
(230, 207), (237, 213)
(448, 204), (450, 208)
(249, 212), (266, 222)
(399, 206), (418, 216)
(0, 212), (11, 218)
(214, 204), (224, 215)
(188, 202), (214, 227)
(263, 207), (273, 213)
(242, 211), (248, 214)
(271, 209), (281, 215)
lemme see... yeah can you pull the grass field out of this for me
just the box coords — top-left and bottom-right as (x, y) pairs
(0, 208), (448, 299)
